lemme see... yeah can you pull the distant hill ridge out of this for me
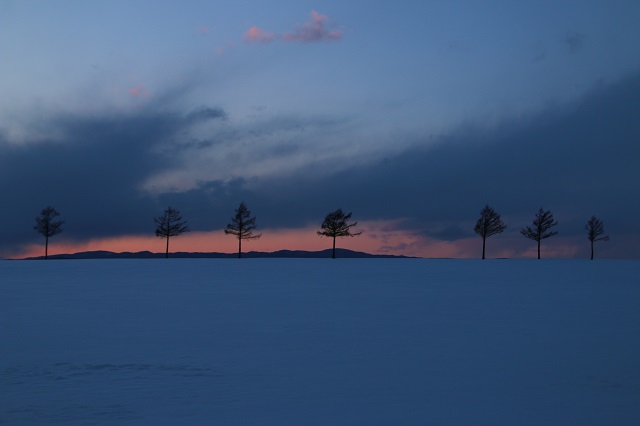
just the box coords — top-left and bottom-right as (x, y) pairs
(24, 249), (410, 260)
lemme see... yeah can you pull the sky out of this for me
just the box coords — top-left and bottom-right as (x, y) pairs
(1, 0), (639, 259)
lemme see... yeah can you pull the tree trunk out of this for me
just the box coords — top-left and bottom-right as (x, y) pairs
(590, 240), (594, 260)
(481, 237), (486, 260)
(537, 240), (541, 259)
(238, 238), (242, 259)
(45, 235), (49, 260)
(165, 236), (169, 258)
(332, 236), (336, 259)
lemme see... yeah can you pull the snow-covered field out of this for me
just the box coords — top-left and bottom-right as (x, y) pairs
(2, 259), (639, 425)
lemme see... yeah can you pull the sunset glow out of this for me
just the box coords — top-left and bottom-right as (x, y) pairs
(15, 222), (423, 259)
(13, 221), (594, 260)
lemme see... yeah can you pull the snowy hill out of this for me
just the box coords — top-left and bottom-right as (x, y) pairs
(2, 259), (639, 425)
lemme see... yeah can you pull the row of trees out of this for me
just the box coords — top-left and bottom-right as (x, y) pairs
(32, 203), (361, 260)
(153, 202), (360, 259)
(474, 206), (609, 260)
(33, 204), (609, 260)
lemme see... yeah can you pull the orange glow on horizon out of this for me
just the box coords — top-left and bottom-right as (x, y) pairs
(13, 221), (440, 259)
(9, 223), (588, 260)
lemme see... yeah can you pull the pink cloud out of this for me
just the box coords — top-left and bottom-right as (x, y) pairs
(244, 26), (275, 43)
(242, 11), (343, 46)
(282, 10), (343, 42)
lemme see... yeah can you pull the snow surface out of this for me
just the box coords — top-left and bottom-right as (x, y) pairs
(2, 259), (639, 425)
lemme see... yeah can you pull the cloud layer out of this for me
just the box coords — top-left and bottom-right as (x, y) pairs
(244, 10), (343, 44)
(244, 27), (275, 43)
(1, 71), (639, 258)
(282, 10), (343, 42)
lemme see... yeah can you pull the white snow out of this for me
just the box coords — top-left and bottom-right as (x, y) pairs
(2, 259), (639, 425)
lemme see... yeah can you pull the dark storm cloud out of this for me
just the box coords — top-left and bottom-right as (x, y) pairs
(0, 97), (350, 255)
(208, 70), (639, 256)
(2, 71), (639, 258)
(0, 105), (226, 253)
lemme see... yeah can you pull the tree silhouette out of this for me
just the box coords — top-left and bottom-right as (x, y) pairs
(318, 208), (362, 259)
(154, 207), (189, 258)
(585, 215), (609, 260)
(224, 202), (261, 258)
(473, 205), (507, 259)
(520, 208), (558, 259)
(33, 206), (64, 260)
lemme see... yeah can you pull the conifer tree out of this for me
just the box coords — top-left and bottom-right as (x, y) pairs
(520, 208), (558, 259)
(585, 215), (609, 260)
(473, 205), (507, 259)
(34, 206), (64, 260)
(224, 202), (261, 258)
(154, 207), (189, 258)
(318, 208), (362, 259)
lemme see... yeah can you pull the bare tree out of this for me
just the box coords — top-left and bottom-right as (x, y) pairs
(473, 205), (507, 259)
(34, 206), (64, 260)
(224, 202), (261, 258)
(154, 207), (189, 258)
(585, 215), (609, 260)
(317, 208), (362, 259)
(520, 208), (558, 259)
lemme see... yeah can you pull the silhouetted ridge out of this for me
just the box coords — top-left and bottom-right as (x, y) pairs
(24, 249), (410, 260)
